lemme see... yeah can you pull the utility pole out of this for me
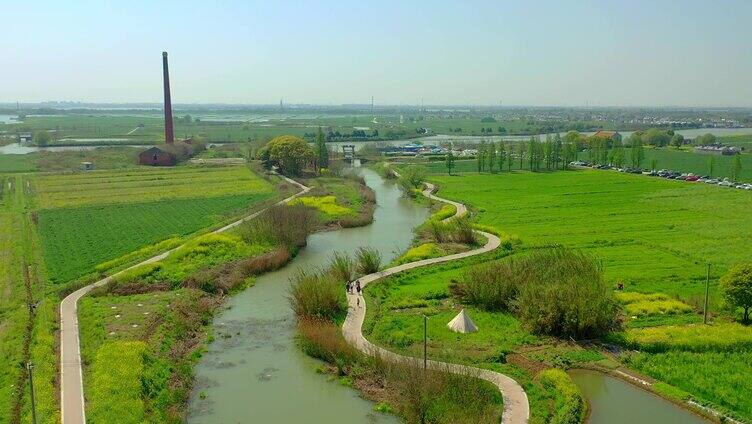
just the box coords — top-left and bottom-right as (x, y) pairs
(28, 362), (37, 424)
(423, 315), (427, 370)
(370, 96), (374, 117)
(704, 263), (711, 324)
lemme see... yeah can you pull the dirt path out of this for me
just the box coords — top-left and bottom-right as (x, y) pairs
(59, 174), (309, 424)
(341, 182), (530, 424)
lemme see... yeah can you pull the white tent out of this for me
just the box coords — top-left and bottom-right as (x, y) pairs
(447, 309), (478, 333)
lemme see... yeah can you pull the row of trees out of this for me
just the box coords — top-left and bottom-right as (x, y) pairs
(445, 134), (579, 175)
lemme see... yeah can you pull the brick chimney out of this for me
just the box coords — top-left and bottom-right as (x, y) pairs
(162, 51), (174, 144)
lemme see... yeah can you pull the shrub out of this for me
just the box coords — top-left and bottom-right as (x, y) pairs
(720, 263), (752, 323)
(261, 135), (315, 176)
(429, 204), (457, 222)
(450, 259), (520, 311)
(328, 251), (354, 283)
(290, 270), (347, 320)
(514, 248), (621, 339)
(289, 195), (354, 217)
(385, 362), (502, 424)
(397, 165), (427, 196)
(423, 216), (477, 245)
(355, 246), (381, 274)
(537, 369), (587, 424)
(237, 204), (317, 253)
(452, 247), (621, 339)
(297, 318), (362, 374)
(396, 243), (443, 265)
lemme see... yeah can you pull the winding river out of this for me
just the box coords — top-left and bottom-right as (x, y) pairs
(182, 166), (715, 423)
(186, 167), (428, 423)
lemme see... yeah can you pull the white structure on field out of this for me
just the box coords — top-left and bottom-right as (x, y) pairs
(447, 309), (477, 333)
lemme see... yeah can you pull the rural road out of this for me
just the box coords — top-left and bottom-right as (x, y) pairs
(59, 173), (309, 424)
(342, 182), (530, 424)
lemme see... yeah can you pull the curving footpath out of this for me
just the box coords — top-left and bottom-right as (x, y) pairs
(59, 174), (310, 424)
(342, 182), (530, 424)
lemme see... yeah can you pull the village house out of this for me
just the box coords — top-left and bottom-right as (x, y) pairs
(138, 146), (176, 166)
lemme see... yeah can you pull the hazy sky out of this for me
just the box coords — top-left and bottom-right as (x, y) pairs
(3, 0), (751, 106)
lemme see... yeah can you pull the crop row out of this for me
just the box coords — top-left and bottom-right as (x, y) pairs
(37, 193), (271, 284)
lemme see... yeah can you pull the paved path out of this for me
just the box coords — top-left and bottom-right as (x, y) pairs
(59, 174), (310, 424)
(342, 182), (530, 424)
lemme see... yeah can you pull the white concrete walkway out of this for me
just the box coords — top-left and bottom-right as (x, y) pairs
(341, 182), (530, 424)
(59, 174), (310, 424)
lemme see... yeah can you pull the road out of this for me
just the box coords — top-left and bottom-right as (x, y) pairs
(59, 174), (309, 424)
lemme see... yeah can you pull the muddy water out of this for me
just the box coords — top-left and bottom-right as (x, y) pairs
(569, 369), (709, 424)
(187, 168), (428, 423)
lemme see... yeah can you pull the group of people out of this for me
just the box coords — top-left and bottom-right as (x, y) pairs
(347, 279), (362, 307)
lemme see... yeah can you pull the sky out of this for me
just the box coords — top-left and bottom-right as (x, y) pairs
(2, 0), (752, 107)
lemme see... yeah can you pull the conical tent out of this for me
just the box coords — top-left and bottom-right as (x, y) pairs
(447, 309), (478, 333)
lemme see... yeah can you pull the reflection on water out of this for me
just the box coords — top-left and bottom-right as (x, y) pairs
(569, 369), (708, 424)
(186, 168), (428, 424)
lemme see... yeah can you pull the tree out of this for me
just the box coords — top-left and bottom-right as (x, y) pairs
(445, 151), (455, 176)
(671, 133), (685, 149)
(476, 142), (486, 172)
(650, 158), (657, 171)
(630, 138), (645, 168)
(709, 155), (716, 177)
(720, 263), (752, 323)
(33, 131), (51, 147)
(695, 133), (717, 146)
(543, 135), (553, 170)
(643, 128), (670, 147)
(553, 133), (563, 169)
(732, 154), (742, 181)
(517, 143), (525, 169)
(315, 127), (329, 169)
(498, 142), (506, 172)
(264, 135), (315, 176)
(611, 140), (625, 168)
(488, 144), (497, 173)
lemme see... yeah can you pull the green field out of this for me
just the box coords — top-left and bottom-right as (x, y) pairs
(34, 166), (276, 284)
(8, 113), (609, 146)
(418, 169), (752, 421)
(430, 170), (751, 299)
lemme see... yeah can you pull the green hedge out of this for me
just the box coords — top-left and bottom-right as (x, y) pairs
(537, 368), (587, 424)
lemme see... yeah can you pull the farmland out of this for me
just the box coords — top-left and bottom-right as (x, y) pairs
(6, 112), (611, 146)
(34, 166), (277, 283)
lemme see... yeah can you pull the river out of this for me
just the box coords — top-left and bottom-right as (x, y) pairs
(186, 167), (428, 423)
(569, 369), (709, 424)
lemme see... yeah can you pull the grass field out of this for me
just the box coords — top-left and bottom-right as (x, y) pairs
(0, 174), (57, 423)
(418, 169), (752, 421)
(34, 165), (276, 284)
(577, 147), (752, 182)
(429, 170), (751, 301)
(0, 155), (36, 173)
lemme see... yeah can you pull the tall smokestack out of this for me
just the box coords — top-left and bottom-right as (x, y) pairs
(162, 51), (174, 144)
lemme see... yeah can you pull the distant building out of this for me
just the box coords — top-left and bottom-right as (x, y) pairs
(591, 130), (622, 143)
(81, 162), (94, 171)
(18, 133), (32, 144)
(138, 147), (176, 166)
(694, 145), (741, 155)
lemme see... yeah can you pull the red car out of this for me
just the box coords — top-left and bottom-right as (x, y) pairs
(685, 175), (699, 182)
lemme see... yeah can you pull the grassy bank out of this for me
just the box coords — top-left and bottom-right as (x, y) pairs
(75, 173), (375, 423)
(420, 169), (752, 421)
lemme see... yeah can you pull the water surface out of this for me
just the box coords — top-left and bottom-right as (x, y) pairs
(187, 167), (428, 423)
(569, 369), (709, 424)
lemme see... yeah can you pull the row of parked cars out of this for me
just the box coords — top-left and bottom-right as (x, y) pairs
(570, 161), (752, 190)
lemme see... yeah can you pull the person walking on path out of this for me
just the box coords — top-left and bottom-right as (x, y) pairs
(356, 280), (362, 295)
